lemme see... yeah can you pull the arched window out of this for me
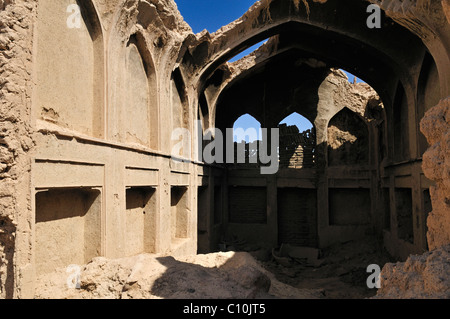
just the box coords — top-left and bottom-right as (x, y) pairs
(233, 114), (262, 143)
(327, 108), (369, 166)
(232, 114), (262, 165)
(278, 113), (315, 168)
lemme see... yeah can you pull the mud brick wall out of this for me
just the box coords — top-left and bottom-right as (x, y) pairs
(279, 124), (315, 169)
(229, 186), (267, 224)
(277, 188), (318, 247)
(0, 0), (35, 298)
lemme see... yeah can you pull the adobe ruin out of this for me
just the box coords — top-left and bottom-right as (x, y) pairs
(0, 0), (449, 298)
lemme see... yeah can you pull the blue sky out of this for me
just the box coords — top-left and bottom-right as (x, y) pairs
(175, 0), (256, 34)
(176, 0), (265, 62)
(233, 113), (314, 142)
(175, 0), (363, 139)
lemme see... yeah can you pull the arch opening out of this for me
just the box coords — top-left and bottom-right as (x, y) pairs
(195, 4), (424, 99)
(233, 114), (263, 143)
(229, 114), (263, 167)
(278, 113), (316, 169)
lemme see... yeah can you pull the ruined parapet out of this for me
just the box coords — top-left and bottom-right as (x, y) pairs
(324, 69), (384, 119)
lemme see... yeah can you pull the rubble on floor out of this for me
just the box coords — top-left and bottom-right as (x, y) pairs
(374, 244), (450, 299)
(273, 244), (324, 267)
(34, 238), (450, 299)
(34, 251), (323, 299)
(250, 236), (395, 299)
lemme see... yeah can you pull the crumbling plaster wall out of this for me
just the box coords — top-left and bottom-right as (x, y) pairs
(421, 98), (450, 250)
(0, 0), (36, 299)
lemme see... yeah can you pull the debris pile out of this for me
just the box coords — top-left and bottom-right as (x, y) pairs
(34, 251), (323, 299)
(272, 244), (324, 268)
(375, 244), (450, 299)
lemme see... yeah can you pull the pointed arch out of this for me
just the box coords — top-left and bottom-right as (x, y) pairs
(279, 112), (314, 132)
(233, 114), (262, 143)
(227, 114), (263, 166)
(35, 0), (105, 138)
(124, 32), (159, 149)
(108, 2), (161, 150)
(194, 0), (425, 104)
(278, 112), (316, 169)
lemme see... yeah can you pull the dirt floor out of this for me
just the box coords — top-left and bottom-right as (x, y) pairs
(245, 236), (395, 299)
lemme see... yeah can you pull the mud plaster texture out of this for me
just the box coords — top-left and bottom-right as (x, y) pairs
(0, 0), (35, 299)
